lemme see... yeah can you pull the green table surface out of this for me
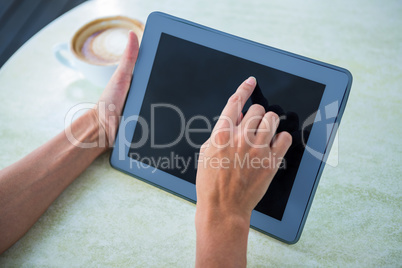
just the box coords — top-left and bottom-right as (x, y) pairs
(0, 0), (401, 266)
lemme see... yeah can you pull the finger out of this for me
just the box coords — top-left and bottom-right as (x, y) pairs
(240, 104), (266, 137)
(214, 76), (256, 131)
(271, 131), (292, 158)
(101, 31), (139, 112)
(257, 111), (280, 143)
(116, 31), (139, 80)
(236, 112), (243, 125)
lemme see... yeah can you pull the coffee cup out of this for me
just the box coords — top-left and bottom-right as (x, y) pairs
(53, 16), (144, 87)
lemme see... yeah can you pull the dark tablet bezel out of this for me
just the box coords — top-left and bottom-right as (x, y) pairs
(110, 11), (352, 244)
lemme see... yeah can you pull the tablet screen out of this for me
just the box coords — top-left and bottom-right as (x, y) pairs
(128, 33), (325, 220)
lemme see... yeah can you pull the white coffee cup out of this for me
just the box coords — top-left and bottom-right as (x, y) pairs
(53, 16), (144, 87)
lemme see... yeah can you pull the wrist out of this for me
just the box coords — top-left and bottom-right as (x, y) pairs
(195, 205), (251, 233)
(195, 205), (250, 268)
(86, 108), (110, 153)
(195, 201), (252, 228)
(64, 109), (108, 155)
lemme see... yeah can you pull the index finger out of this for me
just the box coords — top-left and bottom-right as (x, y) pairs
(214, 76), (257, 131)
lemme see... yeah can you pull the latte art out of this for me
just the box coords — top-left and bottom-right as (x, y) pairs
(81, 27), (130, 65)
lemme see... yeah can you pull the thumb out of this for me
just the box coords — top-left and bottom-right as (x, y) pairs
(99, 31), (139, 111)
(116, 31), (139, 80)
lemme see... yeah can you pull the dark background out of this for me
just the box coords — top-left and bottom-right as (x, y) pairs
(0, 0), (87, 68)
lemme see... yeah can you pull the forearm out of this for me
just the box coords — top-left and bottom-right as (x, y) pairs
(195, 207), (250, 268)
(0, 110), (105, 254)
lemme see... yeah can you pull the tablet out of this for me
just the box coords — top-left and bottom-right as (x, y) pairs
(110, 12), (352, 244)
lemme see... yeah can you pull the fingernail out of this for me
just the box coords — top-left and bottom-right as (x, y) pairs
(246, 76), (256, 86)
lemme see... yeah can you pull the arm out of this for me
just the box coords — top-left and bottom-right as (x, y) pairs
(0, 31), (139, 254)
(195, 77), (292, 267)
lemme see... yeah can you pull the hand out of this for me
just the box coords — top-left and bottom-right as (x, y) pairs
(195, 77), (292, 267)
(196, 76), (292, 222)
(89, 31), (139, 150)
